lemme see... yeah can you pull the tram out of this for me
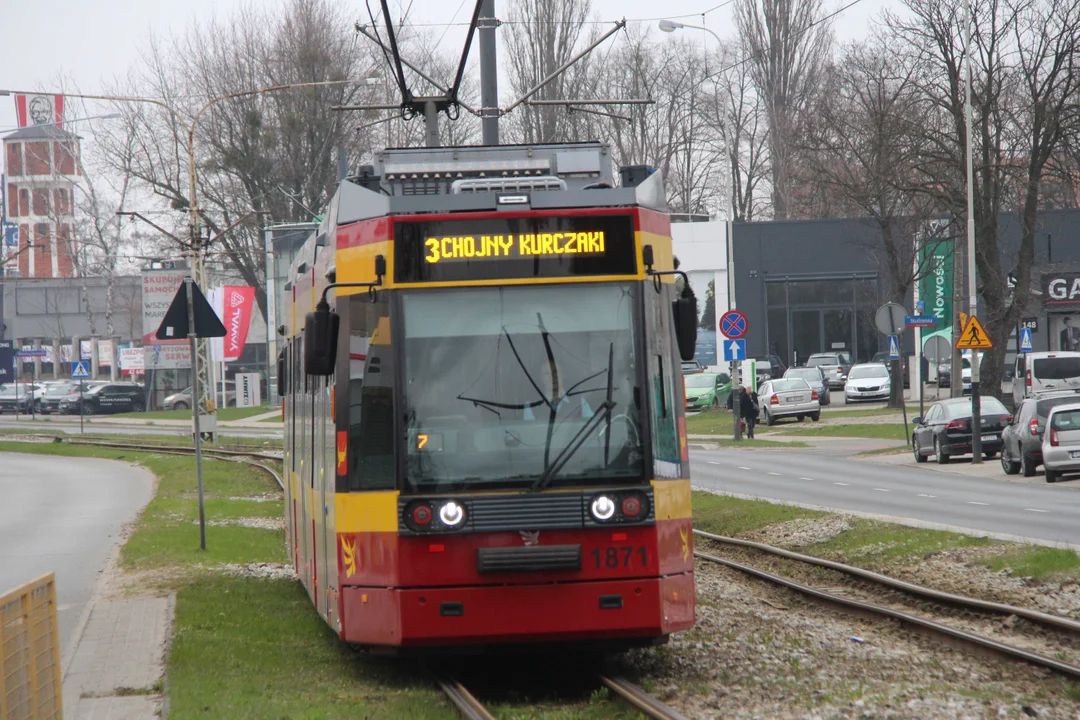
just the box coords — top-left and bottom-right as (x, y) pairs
(280, 142), (697, 651)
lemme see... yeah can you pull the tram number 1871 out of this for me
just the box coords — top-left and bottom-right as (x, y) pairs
(591, 546), (647, 569)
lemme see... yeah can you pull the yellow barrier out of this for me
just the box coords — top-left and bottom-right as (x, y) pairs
(0, 573), (63, 720)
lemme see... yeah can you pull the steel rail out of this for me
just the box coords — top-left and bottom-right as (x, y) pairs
(695, 549), (1080, 680)
(694, 529), (1080, 635)
(435, 676), (497, 720)
(600, 675), (690, 720)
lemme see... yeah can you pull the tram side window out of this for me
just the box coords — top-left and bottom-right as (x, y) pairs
(647, 285), (680, 475)
(342, 294), (395, 491)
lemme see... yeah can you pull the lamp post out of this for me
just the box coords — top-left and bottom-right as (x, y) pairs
(962, 0), (982, 463)
(659, 19), (743, 439)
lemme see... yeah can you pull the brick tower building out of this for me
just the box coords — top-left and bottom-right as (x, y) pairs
(2, 124), (80, 278)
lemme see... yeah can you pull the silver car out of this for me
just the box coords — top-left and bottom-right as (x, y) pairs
(1040, 402), (1080, 482)
(759, 377), (821, 425)
(845, 362), (892, 403)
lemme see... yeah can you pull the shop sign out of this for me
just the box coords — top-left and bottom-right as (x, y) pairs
(1044, 273), (1080, 306)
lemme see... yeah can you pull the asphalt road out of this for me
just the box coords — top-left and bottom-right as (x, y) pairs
(690, 446), (1080, 547)
(0, 453), (153, 658)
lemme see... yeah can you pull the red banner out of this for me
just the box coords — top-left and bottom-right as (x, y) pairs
(222, 286), (256, 362)
(15, 94), (64, 128)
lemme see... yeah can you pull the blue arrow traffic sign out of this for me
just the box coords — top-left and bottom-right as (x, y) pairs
(71, 361), (90, 379)
(722, 338), (746, 361)
(719, 310), (749, 339)
(888, 335), (900, 359)
(1020, 327), (1033, 353)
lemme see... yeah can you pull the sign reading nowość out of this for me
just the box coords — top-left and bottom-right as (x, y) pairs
(424, 231), (607, 263)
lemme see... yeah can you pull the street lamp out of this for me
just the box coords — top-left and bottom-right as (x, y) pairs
(658, 19), (722, 44)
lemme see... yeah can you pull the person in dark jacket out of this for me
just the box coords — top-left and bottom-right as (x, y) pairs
(726, 385), (760, 438)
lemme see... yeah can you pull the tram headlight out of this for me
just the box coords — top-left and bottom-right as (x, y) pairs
(590, 495), (616, 521)
(438, 500), (465, 527)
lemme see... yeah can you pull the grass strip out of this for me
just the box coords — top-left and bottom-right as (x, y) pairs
(109, 406), (273, 421)
(701, 437), (811, 448)
(770, 423), (910, 440)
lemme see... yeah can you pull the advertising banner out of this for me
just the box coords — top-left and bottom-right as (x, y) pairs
(918, 236), (954, 336)
(14, 94), (64, 128)
(235, 372), (261, 408)
(211, 286), (256, 362)
(142, 269), (190, 369)
(119, 347), (145, 375)
(0, 341), (13, 383)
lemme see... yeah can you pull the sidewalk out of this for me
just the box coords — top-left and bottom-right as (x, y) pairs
(62, 596), (172, 720)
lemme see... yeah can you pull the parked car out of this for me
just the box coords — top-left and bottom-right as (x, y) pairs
(752, 354), (787, 384)
(681, 360), (705, 375)
(912, 396), (1012, 464)
(783, 366), (830, 405)
(758, 377), (820, 425)
(806, 352), (851, 389)
(164, 382), (237, 411)
(60, 382), (146, 415)
(0, 383), (37, 413)
(1000, 390), (1080, 476)
(1041, 402), (1080, 482)
(872, 351), (910, 388)
(1013, 351), (1080, 407)
(844, 363), (892, 403)
(937, 357), (972, 392)
(684, 372), (731, 411)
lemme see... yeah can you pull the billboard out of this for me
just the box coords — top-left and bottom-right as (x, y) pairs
(142, 269), (191, 369)
(14, 94), (64, 128)
(918, 236), (954, 335)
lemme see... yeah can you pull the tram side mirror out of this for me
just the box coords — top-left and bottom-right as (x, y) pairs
(673, 288), (698, 362)
(304, 300), (340, 377)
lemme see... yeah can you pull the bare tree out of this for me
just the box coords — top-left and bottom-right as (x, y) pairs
(735, 0), (833, 219)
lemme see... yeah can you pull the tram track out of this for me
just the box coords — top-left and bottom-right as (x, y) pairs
(694, 529), (1080, 681)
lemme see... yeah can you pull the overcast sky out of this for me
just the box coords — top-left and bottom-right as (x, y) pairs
(0, 0), (893, 164)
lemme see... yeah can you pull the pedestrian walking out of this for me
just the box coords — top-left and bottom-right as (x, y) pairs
(726, 385), (760, 438)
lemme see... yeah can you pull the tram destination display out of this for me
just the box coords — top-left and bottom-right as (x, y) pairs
(394, 213), (636, 283)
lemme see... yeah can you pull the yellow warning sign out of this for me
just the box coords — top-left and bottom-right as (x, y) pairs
(956, 315), (993, 350)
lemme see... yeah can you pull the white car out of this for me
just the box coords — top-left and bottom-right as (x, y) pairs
(1040, 402), (1080, 483)
(759, 377), (820, 425)
(845, 363), (891, 403)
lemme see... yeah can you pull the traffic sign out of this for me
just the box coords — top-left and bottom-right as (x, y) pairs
(16, 349), (47, 358)
(888, 335), (900, 359)
(905, 315), (938, 327)
(71, 361), (90, 379)
(1020, 327), (1033, 353)
(923, 335), (951, 363)
(722, 339), (746, 361)
(875, 302), (907, 336)
(956, 315), (993, 350)
(719, 310), (748, 339)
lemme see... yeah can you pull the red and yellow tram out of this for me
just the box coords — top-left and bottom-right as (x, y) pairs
(280, 142), (697, 651)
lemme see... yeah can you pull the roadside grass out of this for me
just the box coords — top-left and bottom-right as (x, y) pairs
(109, 406), (272, 421)
(981, 546), (1080, 580)
(692, 491), (827, 537)
(804, 519), (992, 566)
(854, 445), (912, 457)
(770, 423), (911, 441)
(705, 437), (811, 448)
(821, 405), (919, 419)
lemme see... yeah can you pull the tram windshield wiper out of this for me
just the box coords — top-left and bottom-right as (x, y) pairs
(530, 344), (616, 493)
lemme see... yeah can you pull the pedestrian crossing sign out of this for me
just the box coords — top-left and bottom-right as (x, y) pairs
(888, 335), (900, 359)
(1020, 327), (1033, 352)
(956, 315), (993, 350)
(71, 361), (90, 379)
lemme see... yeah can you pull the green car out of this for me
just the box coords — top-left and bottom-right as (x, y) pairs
(684, 373), (732, 410)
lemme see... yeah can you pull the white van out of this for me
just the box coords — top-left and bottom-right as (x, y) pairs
(1014, 351), (1080, 406)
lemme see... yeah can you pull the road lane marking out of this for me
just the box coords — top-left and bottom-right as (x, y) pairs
(767, 472), (781, 476)
(1025, 508), (1049, 513)
(917, 493), (938, 498)
(967, 501), (990, 506)
(873, 488), (890, 492)
(707, 461), (722, 465)
(799, 477), (814, 481)
(737, 466), (751, 470)
(834, 482), (850, 486)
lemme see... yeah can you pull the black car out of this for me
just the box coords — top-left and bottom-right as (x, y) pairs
(1000, 390), (1080, 476)
(912, 396), (1012, 464)
(42, 381), (106, 414)
(60, 382), (146, 415)
(753, 355), (787, 384)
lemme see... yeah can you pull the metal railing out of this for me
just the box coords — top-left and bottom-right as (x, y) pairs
(0, 573), (63, 720)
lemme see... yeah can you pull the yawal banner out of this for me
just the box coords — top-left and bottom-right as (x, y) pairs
(210, 286), (256, 362)
(15, 94), (64, 128)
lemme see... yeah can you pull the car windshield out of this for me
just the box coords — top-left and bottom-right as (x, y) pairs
(401, 284), (644, 492)
(46, 385), (73, 396)
(1037, 396), (1080, 418)
(944, 397), (1008, 418)
(807, 356), (836, 367)
(769, 379), (809, 392)
(1034, 357), (1080, 381)
(848, 365), (889, 380)
(785, 368), (819, 381)
(1051, 409), (1080, 430)
(685, 374), (716, 389)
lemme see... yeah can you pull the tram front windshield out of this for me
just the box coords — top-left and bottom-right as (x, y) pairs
(402, 283), (644, 492)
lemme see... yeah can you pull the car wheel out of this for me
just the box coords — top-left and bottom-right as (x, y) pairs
(983, 450), (997, 459)
(131, 402), (144, 413)
(914, 440), (927, 463)
(1021, 453), (1037, 477)
(935, 438), (949, 464)
(810, 412), (820, 422)
(1045, 468), (1058, 483)
(765, 410), (775, 427)
(797, 414), (805, 421)
(1001, 449), (1020, 475)
(173, 401), (189, 411)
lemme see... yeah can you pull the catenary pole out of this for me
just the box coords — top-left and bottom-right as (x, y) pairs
(964, 0), (982, 463)
(478, 0), (499, 144)
(185, 276), (207, 550)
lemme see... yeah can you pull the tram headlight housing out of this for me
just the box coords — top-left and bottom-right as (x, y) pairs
(404, 499), (468, 533)
(438, 500), (465, 527)
(589, 491), (651, 524)
(590, 494), (617, 521)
